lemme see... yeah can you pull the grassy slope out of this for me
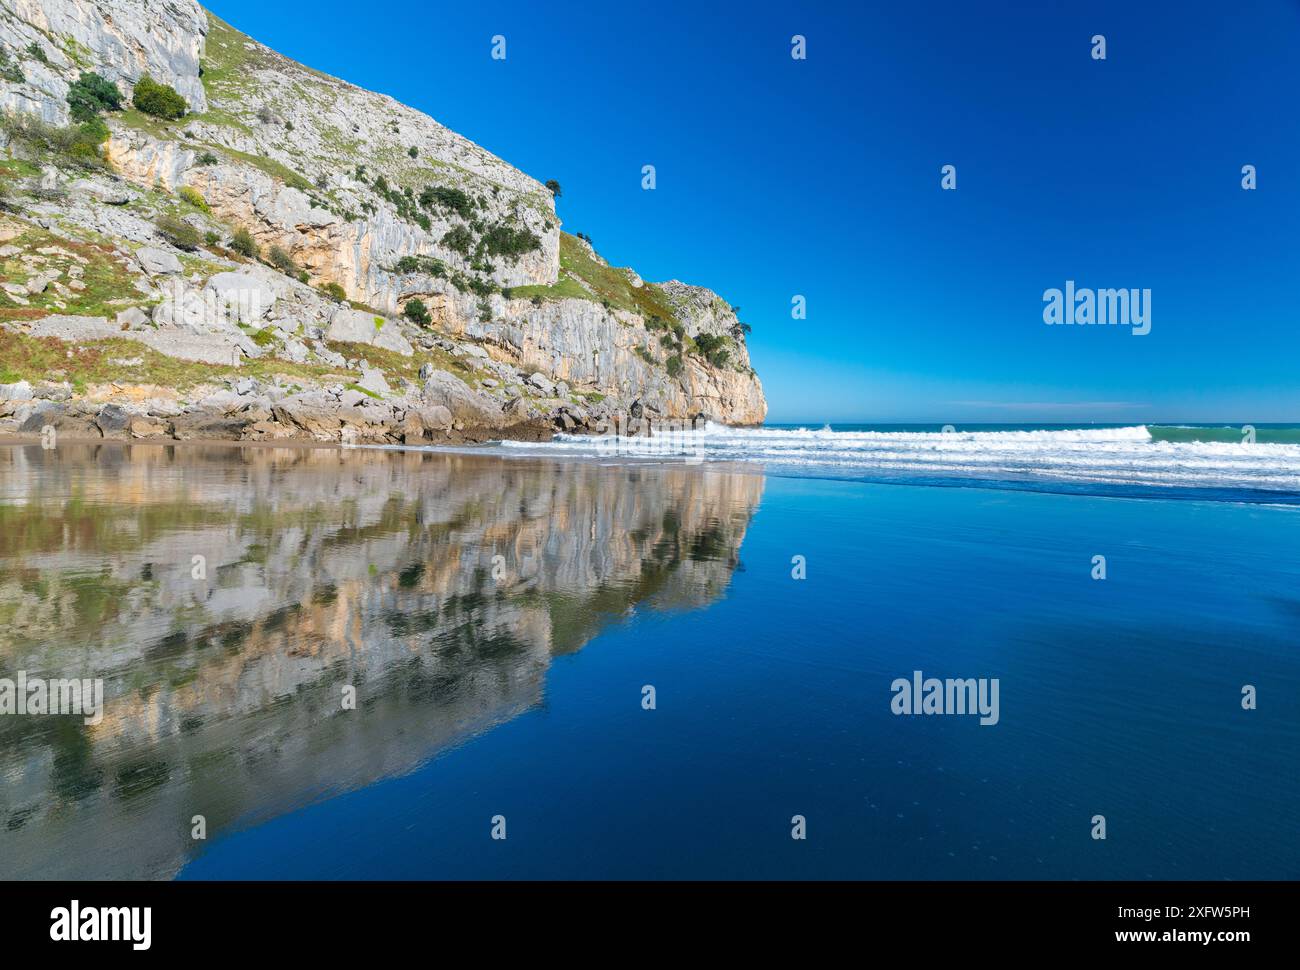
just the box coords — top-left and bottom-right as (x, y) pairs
(511, 233), (683, 325)
(0, 326), (490, 398)
(0, 218), (143, 321)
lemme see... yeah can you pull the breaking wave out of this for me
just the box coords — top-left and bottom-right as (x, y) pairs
(488, 423), (1300, 500)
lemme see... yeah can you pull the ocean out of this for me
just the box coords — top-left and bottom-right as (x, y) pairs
(488, 423), (1300, 502)
(0, 428), (1296, 879)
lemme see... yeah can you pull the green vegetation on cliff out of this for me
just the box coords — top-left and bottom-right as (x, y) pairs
(132, 74), (188, 120)
(510, 233), (681, 326)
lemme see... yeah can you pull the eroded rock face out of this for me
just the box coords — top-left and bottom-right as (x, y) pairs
(205, 272), (278, 325)
(420, 370), (501, 428)
(414, 285), (767, 424)
(136, 247), (182, 275)
(0, 1), (767, 428)
(95, 3), (559, 305)
(94, 402), (131, 437)
(0, 0), (208, 124)
(326, 308), (413, 357)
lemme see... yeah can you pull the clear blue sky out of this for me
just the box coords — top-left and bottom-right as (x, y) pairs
(207, 0), (1300, 423)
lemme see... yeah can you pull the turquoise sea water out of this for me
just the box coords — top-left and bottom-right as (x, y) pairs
(0, 439), (1296, 880)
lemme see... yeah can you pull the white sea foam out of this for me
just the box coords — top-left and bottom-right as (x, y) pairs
(491, 424), (1300, 493)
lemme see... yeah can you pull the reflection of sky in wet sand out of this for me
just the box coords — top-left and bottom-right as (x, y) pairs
(0, 444), (762, 879)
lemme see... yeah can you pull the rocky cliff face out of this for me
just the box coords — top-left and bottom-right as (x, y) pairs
(0, 0), (208, 122)
(0, 0), (766, 438)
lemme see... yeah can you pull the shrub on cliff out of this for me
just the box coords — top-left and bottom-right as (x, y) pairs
(666, 355), (683, 378)
(0, 111), (107, 169)
(320, 282), (347, 303)
(403, 298), (431, 326)
(66, 117), (110, 167)
(478, 222), (541, 260)
(156, 214), (200, 251)
(441, 225), (473, 256)
(0, 48), (24, 85)
(133, 74), (187, 120)
(230, 227), (258, 259)
(179, 186), (209, 213)
(692, 332), (732, 369)
(66, 72), (122, 122)
(392, 255), (447, 277)
(420, 185), (474, 218)
(267, 245), (298, 275)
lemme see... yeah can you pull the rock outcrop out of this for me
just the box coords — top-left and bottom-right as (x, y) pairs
(0, 0), (766, 439)
(0, 0), (208, 124)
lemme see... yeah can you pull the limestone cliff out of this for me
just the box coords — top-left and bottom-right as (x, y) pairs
(0, 0), (767, 440)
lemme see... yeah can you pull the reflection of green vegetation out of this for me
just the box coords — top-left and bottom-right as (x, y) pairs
(113, 759), (171, 801)
(0, 450), (758, 872)
(689, 524), (729, 562)
(320, 495), (412, 550)
(0, 499), (225, 557)
(544, 514), (741, 655)
(49, 718), (103, 803)
(66, 572), (126, 628)
(145, 629), (189, 663)
(0, 702), (105, 816)
(385, 606), (442, 638)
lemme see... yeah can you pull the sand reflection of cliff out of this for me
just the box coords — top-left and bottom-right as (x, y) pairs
(0, 443), (763, 879)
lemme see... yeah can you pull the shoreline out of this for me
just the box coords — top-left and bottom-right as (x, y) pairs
(0, 379), (760, 450)
(7, 429), (1299, 507)
(0, 434), (775, 485)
